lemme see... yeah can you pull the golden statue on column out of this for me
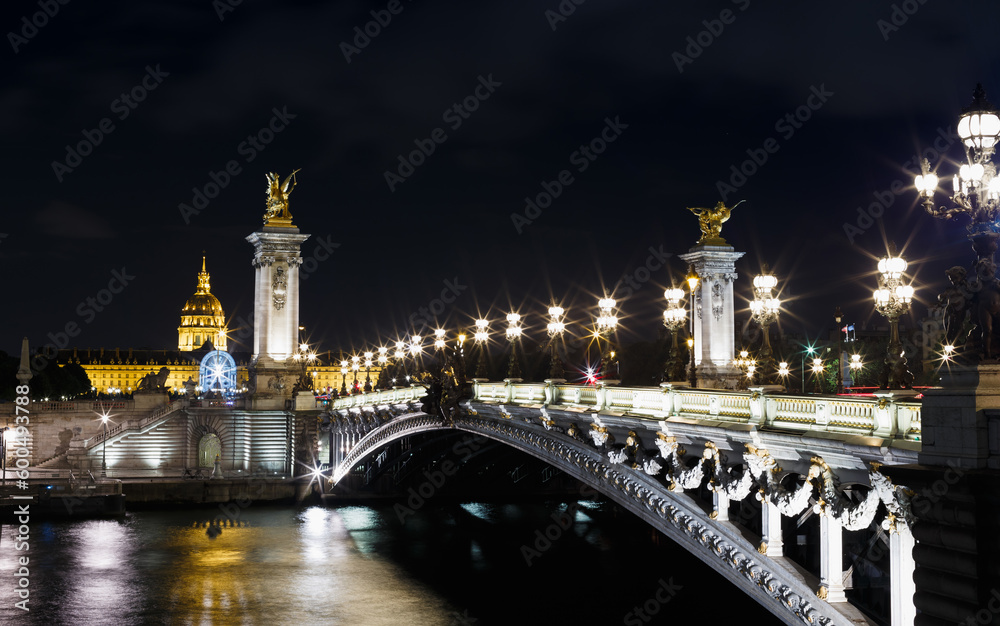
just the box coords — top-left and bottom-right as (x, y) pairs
(264, 169), (300, 226)
(687, 200), (743, 245)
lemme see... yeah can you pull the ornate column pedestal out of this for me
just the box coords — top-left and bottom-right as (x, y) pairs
(679, 244), (745, 389)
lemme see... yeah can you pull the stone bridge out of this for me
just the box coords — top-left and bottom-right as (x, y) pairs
(325, 381), (922, 626)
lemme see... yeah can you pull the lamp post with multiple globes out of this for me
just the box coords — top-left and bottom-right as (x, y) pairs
(749, 267), (781, 384)
(505, 313), (523, 379)
(363, 351), (373, 392)
(546, 307), (566, 380)
(915, 84), (1000, 360)
(596, 297), (618, 380)
(873, 245), (915, 389)
(663, 288), (687, 382)
(473, 319), (489, 379)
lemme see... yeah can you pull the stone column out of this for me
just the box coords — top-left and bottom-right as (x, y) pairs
(678, 245), (745, 388)
(819, 513), (846, 603)
(761, 500), (783, 557)
(712, 491), (729, 522)
(890, 523), (916, 626)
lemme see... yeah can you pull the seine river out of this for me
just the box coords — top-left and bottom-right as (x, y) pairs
(0, 500), (774, 624)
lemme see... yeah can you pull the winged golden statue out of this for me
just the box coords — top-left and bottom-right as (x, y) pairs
(264, 169), (300, 224)
(687, 200), (743, 245)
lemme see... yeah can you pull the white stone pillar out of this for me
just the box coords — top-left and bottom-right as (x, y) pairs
(820, 513), (846, 603)
(762, 500), (783, 556)
(678, 245), (745, 388)
(246, 228), (310, 364)
(712, 491), (729, 521)
(890, 523), (916, 626)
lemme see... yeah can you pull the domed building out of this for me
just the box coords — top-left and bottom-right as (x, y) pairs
(178, 256), (228, 352)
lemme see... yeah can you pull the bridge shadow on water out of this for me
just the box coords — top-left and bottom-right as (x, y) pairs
(326, 431), (780, 625)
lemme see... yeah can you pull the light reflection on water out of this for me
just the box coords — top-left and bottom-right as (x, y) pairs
(0, 506), (457, 625)
(0, 500), (775, 625)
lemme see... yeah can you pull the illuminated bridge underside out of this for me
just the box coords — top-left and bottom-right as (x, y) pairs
(331, 395), (917, 626)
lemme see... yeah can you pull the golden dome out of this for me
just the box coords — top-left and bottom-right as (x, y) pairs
(178, 255), (228, 351)
(182, 292), (224, 317)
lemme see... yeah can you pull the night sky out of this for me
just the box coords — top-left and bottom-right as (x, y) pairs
(4, 0), (1000, 358)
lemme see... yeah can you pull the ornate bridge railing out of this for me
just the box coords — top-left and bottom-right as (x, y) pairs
(464, 381), (921, 441)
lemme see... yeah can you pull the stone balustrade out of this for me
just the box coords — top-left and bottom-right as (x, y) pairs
(332, 381), (921, 441)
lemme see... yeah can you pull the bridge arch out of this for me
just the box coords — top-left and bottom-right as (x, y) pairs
(329, 409), (882, 626)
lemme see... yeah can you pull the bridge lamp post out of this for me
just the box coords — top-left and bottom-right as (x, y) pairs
(474, 319), (489, 379)
(916, 84), (1000, 268)
(100, 411), (109, 478)
(811, 357), (824, 393)
(596, 297), (619, 380)
(377, 347), (388, 389)
(849, 354), (863, 388)
(778, 361), (790, 381)
(434, 328), (447, 351)
(873, 246), (915, 389)
(409, 335), (423, 379)
(547, 307), (566, 380)
(733, 350), (754, 389)
(363, 351), (373, 393)
(351, 356), (361, 394)
(505, 313), (523, 379)
(685, 266), (700, 387)
(339, 360), (348, 396)
(663, 288), (687, 382)
(749, 268), (781, 384)
(394, 341), (407, 383)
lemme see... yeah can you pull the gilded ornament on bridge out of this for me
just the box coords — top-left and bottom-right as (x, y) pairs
(687, 200), (743, 245)
(264, 169), (300, 226)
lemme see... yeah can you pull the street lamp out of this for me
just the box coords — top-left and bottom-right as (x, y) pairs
(473, 318), (490, 379)
(100, 411), (110, 478)
(351, 355), (360, 394)
(849, 354), (863, 388)
(663, 288), (687, 382)
(339, 360), (348, 396)
(505, 313), (522, 379)
(394, 341), (406, 382)
(434, 328), (447, 351)
(916, 84), (1000, 359)
(834, 307), (844, 394)
(547, 306), (566, 379)
(873, 244), (915, 389)
(749, 267), (781, 383)
(685, 266), (700, 387)
(595, 297), (618, 380)
(377, 347), (388, 390)
(916, 84), (1000, 263)
(363, 351), (373, 392)
(811, 357), (824, 393)
(733, 349), (756, 389)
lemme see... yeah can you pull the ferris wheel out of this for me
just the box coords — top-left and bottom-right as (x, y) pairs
(200, 350), (237, 393)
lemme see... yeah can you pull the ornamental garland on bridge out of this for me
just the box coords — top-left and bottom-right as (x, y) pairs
(605, 429), (913, 533)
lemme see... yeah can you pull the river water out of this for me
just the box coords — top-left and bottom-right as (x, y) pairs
(0, 499), (774, 625)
